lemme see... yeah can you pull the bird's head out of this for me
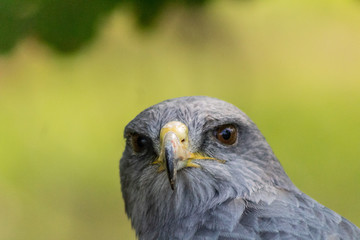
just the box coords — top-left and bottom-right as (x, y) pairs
(120, 96), (294, 233)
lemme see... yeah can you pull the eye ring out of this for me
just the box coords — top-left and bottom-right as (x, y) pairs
(131, 133), (150, 153)
(215, 124), (237, 145)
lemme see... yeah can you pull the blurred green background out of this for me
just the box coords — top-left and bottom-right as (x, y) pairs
(1, 0), (360, 239)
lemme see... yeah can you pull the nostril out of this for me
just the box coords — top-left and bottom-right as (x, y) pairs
(181, 139), (185, 143)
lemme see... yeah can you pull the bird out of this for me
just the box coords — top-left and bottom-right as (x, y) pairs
(120, 96), (360, 240)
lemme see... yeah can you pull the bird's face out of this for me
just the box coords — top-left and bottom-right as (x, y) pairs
(147, 120), (231, 190)
(120, 96), (292, 231)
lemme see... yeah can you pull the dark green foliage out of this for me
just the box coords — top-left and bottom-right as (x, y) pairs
(34, 0), (122, 52)
(0, 0), (210, 53)
(0, 0), (30, 53)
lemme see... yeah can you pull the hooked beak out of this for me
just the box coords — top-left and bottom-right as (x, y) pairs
(163, 131), (185, 190)
(152, 121), (224, 190)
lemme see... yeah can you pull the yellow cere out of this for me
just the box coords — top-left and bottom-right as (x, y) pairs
(159, 121), (189, 148)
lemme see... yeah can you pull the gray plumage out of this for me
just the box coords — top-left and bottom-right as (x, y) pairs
(120, 96), (360, 240)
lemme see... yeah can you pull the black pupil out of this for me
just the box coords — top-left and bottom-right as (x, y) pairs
(137, 136), (147, 149)
(221, 128), (232, 140)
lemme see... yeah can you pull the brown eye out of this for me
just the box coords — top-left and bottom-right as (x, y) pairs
(131, 134), (149, 153)
(215, 125), (237, 145)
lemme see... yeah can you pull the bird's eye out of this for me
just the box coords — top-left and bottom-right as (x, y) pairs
(131, 133), (150, 153)
(215, 124), (237, 145)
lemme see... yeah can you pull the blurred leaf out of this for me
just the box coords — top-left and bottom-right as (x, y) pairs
(34, 0), (122, 52)
(0, 0), (32, 53)
(0, 0), (213, 53)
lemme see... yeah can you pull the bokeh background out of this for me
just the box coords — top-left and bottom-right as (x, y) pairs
(1, 0), (360, 239)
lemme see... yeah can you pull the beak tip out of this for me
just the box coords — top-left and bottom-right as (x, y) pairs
(170, 179), (175, 190)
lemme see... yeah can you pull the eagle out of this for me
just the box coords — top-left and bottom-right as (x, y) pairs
(120, 96), (360, 239)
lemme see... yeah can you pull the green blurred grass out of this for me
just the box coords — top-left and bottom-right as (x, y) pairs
(1, 0), (360, 239)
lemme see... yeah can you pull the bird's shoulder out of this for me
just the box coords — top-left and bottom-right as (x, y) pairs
(192, 190), (360, 240)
